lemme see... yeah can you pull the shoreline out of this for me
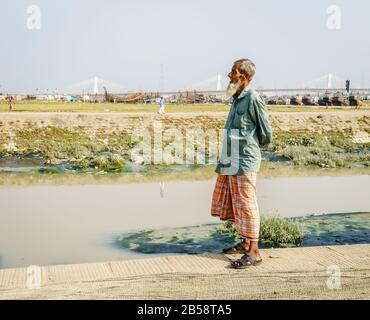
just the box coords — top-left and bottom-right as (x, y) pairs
(1, 164), (369, 188)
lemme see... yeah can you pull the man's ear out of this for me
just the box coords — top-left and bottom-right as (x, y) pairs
(239, 73), (246, 81)
(241, 72), (250, 81)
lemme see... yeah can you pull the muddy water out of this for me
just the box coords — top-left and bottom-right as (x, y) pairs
(0, 175), (369, 268)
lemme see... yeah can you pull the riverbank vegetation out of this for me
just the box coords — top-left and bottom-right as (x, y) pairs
(116, 212), (370, 254)
(1, 126), (369, 172)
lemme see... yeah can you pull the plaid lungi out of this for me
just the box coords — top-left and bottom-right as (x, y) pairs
(211, 173), (260, 241)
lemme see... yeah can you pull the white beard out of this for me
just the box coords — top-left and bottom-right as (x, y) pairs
(226, 79), (242, 97)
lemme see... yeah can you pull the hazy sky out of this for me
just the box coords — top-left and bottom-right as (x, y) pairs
(1, 0), (369, 93)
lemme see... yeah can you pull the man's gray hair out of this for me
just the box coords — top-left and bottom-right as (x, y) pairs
(234, 58), (256, 81)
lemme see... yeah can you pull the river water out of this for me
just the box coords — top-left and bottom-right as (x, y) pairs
(0, 175), (369, 268)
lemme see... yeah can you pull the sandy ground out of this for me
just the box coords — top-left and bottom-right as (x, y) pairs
(0, 244), (369, 300)
(0, 110), (369, 135)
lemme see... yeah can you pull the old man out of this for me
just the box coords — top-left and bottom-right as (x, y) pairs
(211, 58), (272, 268)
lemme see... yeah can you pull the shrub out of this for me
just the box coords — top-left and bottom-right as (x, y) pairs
(89, 152), (125, 172)
(216, 216), (305, 247)
(259, 216), (304, 246)
(284, 135), (316, 146)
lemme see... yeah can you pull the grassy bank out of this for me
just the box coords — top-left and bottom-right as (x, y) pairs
(0, 126), (139, 171)
(1, 125), (369, 172)
(266, 131), (370, 168)
(216, 217), (305, 247)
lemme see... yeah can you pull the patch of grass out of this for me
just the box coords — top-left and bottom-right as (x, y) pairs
(4, 127), (135, 170)
(268, 132), (370, 168)
(88, 152), (125, 172)
(259, 216), (305, 246)
(284, 135), (317, 147)
(216, 216), (305, 247)
(14, 127), (101, 164)
(216, 222), (243, 241)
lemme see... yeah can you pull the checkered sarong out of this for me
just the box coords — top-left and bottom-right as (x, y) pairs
(211, 173), (260, 241)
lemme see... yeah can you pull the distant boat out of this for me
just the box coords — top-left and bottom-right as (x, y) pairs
(103, 87), (143, 103)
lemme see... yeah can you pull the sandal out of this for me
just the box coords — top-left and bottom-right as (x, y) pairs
(222, 243), (248, 254)
(230, 253), (262, 269)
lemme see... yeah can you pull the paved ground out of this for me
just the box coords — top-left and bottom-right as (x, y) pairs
(0, 244), (369, 299)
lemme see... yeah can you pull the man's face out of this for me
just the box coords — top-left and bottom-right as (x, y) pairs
(228, 63), (243, 84)
(226, 63), (244, 97)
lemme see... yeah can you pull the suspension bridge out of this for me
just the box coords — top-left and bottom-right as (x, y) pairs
(61, 73), (369, 96)
(62, 77), (126, 95)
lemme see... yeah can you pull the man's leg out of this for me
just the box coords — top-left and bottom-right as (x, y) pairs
(211, 174), (233, 220)
(241, 238), (250, 251)
(230, 173), (260, 258)
(212, 174), (248, 253)
(247, 241), (259, 258)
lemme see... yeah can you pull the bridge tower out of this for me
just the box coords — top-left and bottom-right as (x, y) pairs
(327, 73), (332, 89)
(216, 74), (222, 91)
(93, 76), (99, 94)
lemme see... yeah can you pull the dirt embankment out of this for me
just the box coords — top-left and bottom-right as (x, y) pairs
(0, 111), (369, 136)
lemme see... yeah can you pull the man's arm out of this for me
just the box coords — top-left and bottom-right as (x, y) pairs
(249, 94), (273, 148)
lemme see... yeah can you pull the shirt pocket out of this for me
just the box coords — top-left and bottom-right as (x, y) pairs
(236, 102), (248, 116)
(233, 103), (249, 128)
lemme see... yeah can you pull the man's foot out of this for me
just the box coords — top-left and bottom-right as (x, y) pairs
(242, 240), (250, 251)
(230, 253), (262, 269)
(223, 239), (250, 254)
(246, 241), (260, 258)
(222, 242), (248, 254)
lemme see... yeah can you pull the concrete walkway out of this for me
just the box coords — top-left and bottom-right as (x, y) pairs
(0, 244), (369, 299)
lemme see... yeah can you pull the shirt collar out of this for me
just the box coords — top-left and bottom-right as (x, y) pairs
(233, 84), (251, 100)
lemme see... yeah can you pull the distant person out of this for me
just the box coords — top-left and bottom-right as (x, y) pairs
(157, 96), (165, 114)
(211, 58), (272, 268)
(8, 96), (15, 111)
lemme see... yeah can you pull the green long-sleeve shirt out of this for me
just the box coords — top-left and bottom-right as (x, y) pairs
(215, 87), (273, 175)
